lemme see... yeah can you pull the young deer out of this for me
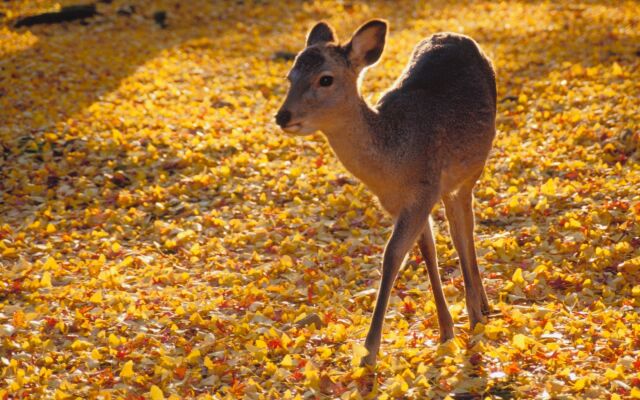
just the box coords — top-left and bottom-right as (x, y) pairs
(275, 19), (496, 366)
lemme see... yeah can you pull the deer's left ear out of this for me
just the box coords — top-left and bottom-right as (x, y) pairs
(345, 19), (387, 70)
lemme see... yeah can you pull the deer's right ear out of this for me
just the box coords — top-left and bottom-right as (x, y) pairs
(306, 22), (336, 47)
(345, 19), (387, 70)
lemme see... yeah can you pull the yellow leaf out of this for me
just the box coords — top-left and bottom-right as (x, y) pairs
(190, 243), (201, 256)
(280, 255), (293, 268)
(473, 322), (485, 335)
(120, 360), (134, 378)
(40, 272), (52, 288)
(389, 374), (409, 397)
(573, 377), (587, 391)
(46, 223), (56, 233)
(317, 346), (332, 359)
(175, 306), (185, 316)
(219, 165), (231, 177)
(149, 385), (164, 400)
(280, 354), (294, 367)
(604, 368), (619, 381)
(91, 349), (102, 360)
(89, 291), (103, 303)
(304, 362), (320, 388)
(540, 178), (557, 196)
(484, 322), (504, 340)
(204, 356), (214, 370)
(512, 334), (530, 350)
(43, 257), (59, 270)
(2, 247), (16, 258)
(565, 218), (581, 229)
(281, 332), (292, 348)
(612, 62), (623, 76)
(570, 63), (584, 76)
(352, 342), (369, 367)
(436, 338), (459, 357)
(189, 312), (205, 325)
(352, 367), (366, 379)
(631, 387), (640, 399)
(512, 268), (524, 285)
(264, 361), (277, 375)
(108, 333), (120, 347)
(186, 349), (201, 364)
(70, 340), (92, 351)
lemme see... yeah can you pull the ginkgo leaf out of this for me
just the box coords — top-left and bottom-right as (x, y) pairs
(40, 272), (52, 288)
(573, 377), (588, 391)
(108, 333), (120, 347)
(149, 385), (164, 400)
(89, 291), (103, 303)
(43, 257), (58, 270)
(120, 361), (134, 378)
(351, 343), (369, 367)
(512, 334), (533, 350)
(280, 355), (294, 367)
(540, 178), (557, 196)
(186, 349), (200, 364)
(304, 362), (320, 388)
(511, 268), (524, 285)
(389, 374), (409, 397)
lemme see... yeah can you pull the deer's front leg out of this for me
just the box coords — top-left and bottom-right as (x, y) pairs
(361, 203), (432, 367)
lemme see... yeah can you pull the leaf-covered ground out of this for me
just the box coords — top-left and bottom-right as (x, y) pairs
(1, 0), (639, 398)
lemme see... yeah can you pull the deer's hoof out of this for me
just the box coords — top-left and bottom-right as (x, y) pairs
(481, 304), (494, 316)
(359, 353), (377, 368)
(440, 330), (455, 343)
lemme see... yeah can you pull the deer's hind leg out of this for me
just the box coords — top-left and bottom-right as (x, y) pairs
(443, 178), (490, 328)
(417, 216), (454, 342)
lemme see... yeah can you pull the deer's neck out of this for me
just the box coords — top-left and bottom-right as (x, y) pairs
(322, 99), (387, 186)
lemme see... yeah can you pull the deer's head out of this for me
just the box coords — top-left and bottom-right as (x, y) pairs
(275, 20), (387, 135)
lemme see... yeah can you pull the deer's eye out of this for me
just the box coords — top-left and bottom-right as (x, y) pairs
(319, 75), (333, 87)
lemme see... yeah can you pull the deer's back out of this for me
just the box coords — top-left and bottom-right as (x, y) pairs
(393, 33), (496, 102)
(373, 32), (497, 191)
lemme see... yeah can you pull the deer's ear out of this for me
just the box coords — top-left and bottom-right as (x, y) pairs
(345, 19), (387, 70)
(306, 22), (336, 47)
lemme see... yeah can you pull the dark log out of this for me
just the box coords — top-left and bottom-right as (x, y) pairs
(153, 11), (167, 28)
(14, 4), (97, 27)
(273, 51), (296, 61)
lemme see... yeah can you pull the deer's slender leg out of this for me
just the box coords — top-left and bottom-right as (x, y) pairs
(361, 201), (434, 367)
(417, 216), (454, 342)
(460, 185), (491, 315)
(443, 185), (488, 328)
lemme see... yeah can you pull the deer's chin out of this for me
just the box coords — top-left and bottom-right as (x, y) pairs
(282, 123), (316, 136)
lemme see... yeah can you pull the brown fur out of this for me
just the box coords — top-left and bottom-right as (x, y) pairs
(276, 20), (497, 367)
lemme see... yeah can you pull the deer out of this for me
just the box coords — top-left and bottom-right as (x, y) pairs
(275, 19), (497, 367)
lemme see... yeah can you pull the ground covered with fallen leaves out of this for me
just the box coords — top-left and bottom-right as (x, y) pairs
(1, 0), (639, 398)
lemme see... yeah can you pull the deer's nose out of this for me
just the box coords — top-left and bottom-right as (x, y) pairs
(275, 109), (292, 127)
